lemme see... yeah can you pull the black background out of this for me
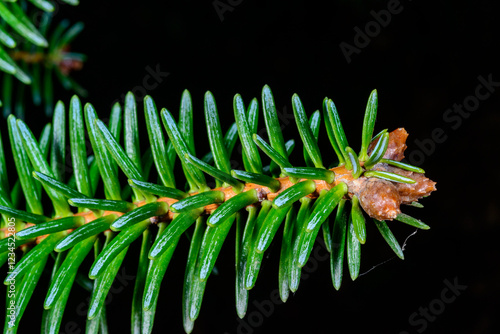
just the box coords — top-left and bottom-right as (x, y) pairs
(2, 0), (500, 333)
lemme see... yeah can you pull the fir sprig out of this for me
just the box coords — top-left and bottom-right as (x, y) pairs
(0, 86), (434, 333)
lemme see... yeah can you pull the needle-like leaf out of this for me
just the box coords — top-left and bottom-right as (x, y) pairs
(44, 235), (97, 309)
(380, 159), (425, 173)
(283, 167), (335, 183)
(364, 132), (389, 169)
(278, 206), (296, 302)
(50, 101), (66, 182)
(253, 134), (292, 170)
(171, 191), (225, 213)
(68, 197), (135, 213)
(186, 153), (244, 191)
(69, 96), (94, 197)
(272, 180), (316, 209)
(8, 115), (43, 214)
(0, 204), (49, 223)
(4, 232), (65, 284)
(326, 99), (349, 164)
(144, 96), (175, 188)
(243, 201), (273, 290)
(131, 229), (152, 333)
(395, 213), (430, 230)
(205, 91), (232, 174)
(3, 256), (48, 331)
(85, 103), (122, 200)
(183, 218), (205, 332)
(359, 89), (378, 161)
(351, 195), (366, 244)
(95, 119), (143, 182)
(15, 216), (83, 240)
(262, 85), (288, 175)
(161, 107), (206, 191)
(255, 205), (290, 253)
(231, 169), (281, 192)
(345, 147), (362, 178)
(305, 182), (348, 232)
(128, 178), (187, 200)
(207, 189), (259, 228)
(330, 199), (347, 290)
(55, 214), (117, 252)
(234, 93), (262, 173)
(149, 209), (203, 260)
(292, 94), (323, 168)
(143, 230), (180, 318)
(179, 89), (196, 156)
(124, 92), (142, 173)
(87, 246), (129, 320)
(373, 219), (404, 259)
(17, 119), (70, 216)
(89, 220), (150, 279)
(190, 214), (236, 321)
(364, 170), (415, 184)
(347, 215), (361, 281)
(110, 202), (169, 231)
(289, 197), (312, 292)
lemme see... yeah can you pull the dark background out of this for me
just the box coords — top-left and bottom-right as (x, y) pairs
(3, 0), (500, 333)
